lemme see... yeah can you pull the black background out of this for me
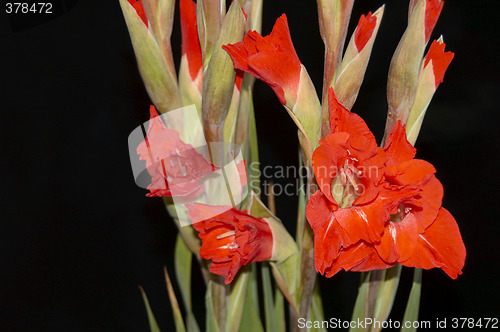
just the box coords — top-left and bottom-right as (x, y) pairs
(1, 0), (499, 331)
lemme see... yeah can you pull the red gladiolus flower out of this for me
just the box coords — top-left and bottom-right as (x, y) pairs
(307, 89), (387, 274)
(307, 89), (465, 278)
(137, 106), (217, 198)
(127, 0), (148, 27)
(375, 122), (465, 278)
(223, 14), (301, 105)
(188, 204), (273, 284)
(424, 39), (454, 88)
(355, 12), (377, 52)
(180, 0), (202, 82)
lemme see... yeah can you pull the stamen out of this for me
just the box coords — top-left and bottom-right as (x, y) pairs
(228, 243), (239, 249)
(217, 230), (236, 239)
(345, 170), (359, 191)
(339, 169), (347, 186)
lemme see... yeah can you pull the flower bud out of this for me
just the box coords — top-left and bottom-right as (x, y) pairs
(119, 0), (181, 112)
(406, 38), (453, 145)
(178, 0), (203, 110)
(334, 6), (384, 110)
(202, 0), (246, 144)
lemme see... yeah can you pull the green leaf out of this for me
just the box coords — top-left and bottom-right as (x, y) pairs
(239, 264), (264, 332)
(373, 265), (401, 325)
(349, 266), (402, 332)
(274, 282), (286, 332)
(205, 281), (221, 332)
(226, 266), (250, 332)
(402, 268), (422, 332)
(310, 281), (326, 332)
(350, 272), (371, 332)
(163, 267), (187, 332)
(262, 263), (278, 332)
(174, 234), (200, 332)
(139, 286), (162, 332)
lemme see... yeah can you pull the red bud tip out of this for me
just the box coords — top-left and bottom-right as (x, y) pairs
(424, 39), (454, 88)
(127, 0), (148, 27)
(354, 12), (377, 52)
(180, 0), (203, 81)
(425, 0), (444, 43)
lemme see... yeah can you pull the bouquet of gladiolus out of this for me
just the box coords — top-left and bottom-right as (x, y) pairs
(121, 0), (466, 331)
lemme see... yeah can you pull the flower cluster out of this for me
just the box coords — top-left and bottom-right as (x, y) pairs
(123, 0), (467, 329)
(306, 90), (465, 278)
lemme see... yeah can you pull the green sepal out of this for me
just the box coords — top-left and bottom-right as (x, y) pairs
(119, 0), (181, 112)
(165, 201), (201, 254)
(270, 256), (299, 316)
(286, 65), (322, 165)
(385, 0), (426, 137)
(245, 192), (298, 263)
(334, 6), (385, 110)
(317, 0), (355, 136)
(140, 0), (176, 77)
(197, 0), (225, 68)
(201, 0), (246, 143)
(178, 55), (202, 111)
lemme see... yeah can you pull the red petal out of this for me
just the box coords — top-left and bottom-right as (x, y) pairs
(376, 213), (419, 263)
(424, 0), (444, 43)
(388, 159), (435, 184)
(384, 121), (416, 165)
(334, 197), (388, 244)
(234, 70), (244, 92)
(424, 40), (454, 88)
(306, 191), (359, 272)
(352, 146), (386, 205)
(180, 0), (203, 81)
(354, 12), (377, 52)
(400, 208), (466, 279)
(312, 133), (348, 205)
(412, 175), (443, 231)
(223, 14), (301, 105)
(324, 241), (393, 278)
(328, 88), (377, 147)
(127, 0), (148, 27)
